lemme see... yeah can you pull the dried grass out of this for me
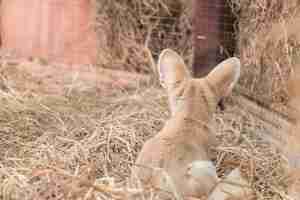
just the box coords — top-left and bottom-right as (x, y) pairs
(0, 80), (290, 199)
(94, 0), (192, 73)
(231, 0), (300, 105)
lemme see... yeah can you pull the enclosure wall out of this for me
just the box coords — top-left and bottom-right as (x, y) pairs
(0, 0), (98, 65)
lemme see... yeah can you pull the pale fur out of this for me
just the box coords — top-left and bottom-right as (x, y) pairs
(208, 168), (251, 200)
(186, 162), (251, 200)
(131, 49), (244, 199)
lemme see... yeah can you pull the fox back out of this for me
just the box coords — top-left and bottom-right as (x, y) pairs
(131, 49), (240, 199)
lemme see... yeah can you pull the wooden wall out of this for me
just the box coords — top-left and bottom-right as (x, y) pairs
(0, 0), (98, 65)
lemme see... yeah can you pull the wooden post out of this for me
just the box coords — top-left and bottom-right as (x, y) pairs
(0, 0), (2, 48)
(192, 0), (236, 77)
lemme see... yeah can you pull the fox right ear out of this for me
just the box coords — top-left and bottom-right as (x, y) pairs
(206, 57), (240, 98)
(157, 49), (190, 90)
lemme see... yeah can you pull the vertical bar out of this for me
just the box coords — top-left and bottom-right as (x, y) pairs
(54, 2), (64, 60)
(0, 0), (2, 47)
(26, 0), (39, 55)
(192, 0), (236, 77)
(40, 0), (50, 59)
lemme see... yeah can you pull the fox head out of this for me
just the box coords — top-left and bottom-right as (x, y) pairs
(157, 49), (240, 120)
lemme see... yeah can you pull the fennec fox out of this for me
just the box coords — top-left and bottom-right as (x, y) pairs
(131, 49), (241, 199)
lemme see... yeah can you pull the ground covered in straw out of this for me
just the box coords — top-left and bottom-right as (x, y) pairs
(0, 76), (290, 199)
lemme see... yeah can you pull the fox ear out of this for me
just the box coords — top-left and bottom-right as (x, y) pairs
(157, 49), (190, 89)
(206, 57), (240, 97)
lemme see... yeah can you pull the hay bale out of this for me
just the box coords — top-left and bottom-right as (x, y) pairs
(94, 0), (192, 73)
(231, 0), (300, 105)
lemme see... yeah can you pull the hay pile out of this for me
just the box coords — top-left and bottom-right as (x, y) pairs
(94, 0), (192, 73)
(0, 86), (166, 199)
(231, 0), (300, 105)
(0, 80), (290, 199)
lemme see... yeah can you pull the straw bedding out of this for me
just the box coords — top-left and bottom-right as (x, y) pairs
(0, 81), (289, 199)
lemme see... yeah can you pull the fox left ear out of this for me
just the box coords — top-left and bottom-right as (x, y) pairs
(157, 49), (191, 90)
(206, 57), (241, 98)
